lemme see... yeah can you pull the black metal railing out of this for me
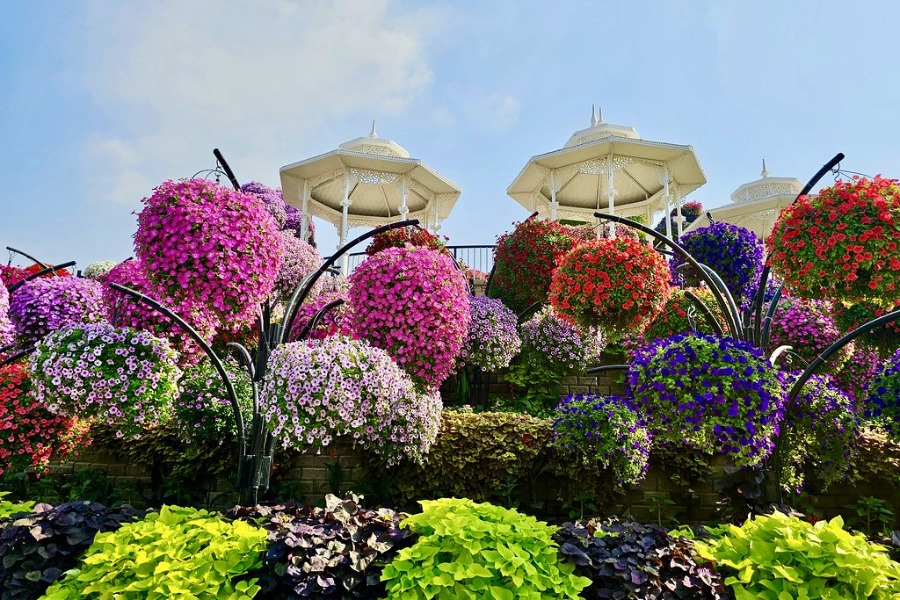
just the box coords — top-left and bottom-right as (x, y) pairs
(335, 244), (496, 274)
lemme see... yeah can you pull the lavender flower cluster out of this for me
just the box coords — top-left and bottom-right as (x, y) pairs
(259, 336), (442, 466)
(519, 306), (605, 375)
(274, 230), (322, 304)
(242, 181), (316, 247)
(30, 322), (181, 438)
(459, 296), (521, 372)
(628, 333), (784, 467)
(781, 373), (858, 492)
(9, 277), (105, 344)
(866, 347), (900, 437)
(552, 393), (651, 485)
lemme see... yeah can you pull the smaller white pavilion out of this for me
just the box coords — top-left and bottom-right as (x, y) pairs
(682, 161), (803, 242)
(279, 123), (461, 273)
(507, 108), (707, 238)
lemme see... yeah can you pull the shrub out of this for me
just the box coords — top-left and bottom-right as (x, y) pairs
(628, 333), (784, 467)
(381, 498), (591, 599)
(134, 178), (282, 326)
(173, 359), (253, 443)
(549, 237), (670, 339)
(693, 511), (900, 599)
(0, 363), (88, 477)
(640, 286), (725, 344)
(0, 501), (147, 600)
(101, 258), (216, 367)
(0, 276), (13, 348)
(489, 218), (578, 314)
(458, 296), (521, 372)
(30, 323), (181, 438)
(767, 296), (852, 374)
(42, 505), (266, 599)
(385, 410), (552, 505)
(554, 519), (729, 599)
(551, 394), (651, 486)
(672, 221), (764, 306)
(259, 336), (442, 466)
(273, 230), (321, 305)
(767, 175), (900, 304)
(349, 245), (470, 390)
(229, 495), (417, 599)
(8, 277), (104, 344)
(780, 374), (859, 492)
(365, 225), (448, 255)
(81, 261), (117, 279)
(867, 348), (900, 436)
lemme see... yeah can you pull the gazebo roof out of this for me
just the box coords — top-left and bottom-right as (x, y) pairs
(507, 110), (706, 222)
(279, 125), (461, 229)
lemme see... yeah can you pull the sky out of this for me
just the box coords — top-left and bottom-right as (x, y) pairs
(2, 0), (900, 269)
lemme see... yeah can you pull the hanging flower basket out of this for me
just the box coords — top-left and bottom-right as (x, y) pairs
(549, 237), (669, 339)
(767, 176), (900, 304)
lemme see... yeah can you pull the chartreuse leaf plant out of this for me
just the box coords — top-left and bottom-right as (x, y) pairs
(0, 491), (33, 522)
(41, 505), (267, 599)
(381, 498), (590, 599)
(693, 511), (900, 599)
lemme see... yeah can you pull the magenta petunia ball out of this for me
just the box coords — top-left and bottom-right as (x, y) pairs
(0, 276), (13, 349)
(349, 245), (470, 390)
(134, 179), (282, 326)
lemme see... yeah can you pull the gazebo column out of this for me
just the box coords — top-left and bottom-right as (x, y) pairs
(549, 170), (559, 221)
(399, 176), (410, 220)
(299, 180), (311, 242)
(674, 185), (684, 238)
(662, 165), (673, 240)
(339, 170), (352, 275)
(606, 151), (618, 238)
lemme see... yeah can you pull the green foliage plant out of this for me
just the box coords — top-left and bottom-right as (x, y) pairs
(693, 510), (900, 599)
(0, 492), (33, 523)
(381, 498), (591, 599)
(42, 505), (267, 599)
(847, 496), (896, 538)
(173, 358), (253, 443)
(384, 410), (552, 506)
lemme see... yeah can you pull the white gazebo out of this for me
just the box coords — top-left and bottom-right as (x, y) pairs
(682, 161), (803, 242)
(507, 108), (707, 238)
(280, 123), (461, 272)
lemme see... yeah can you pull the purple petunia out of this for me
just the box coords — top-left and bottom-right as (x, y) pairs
(8, 276), (105, 344)
(458, 296), (521, 372)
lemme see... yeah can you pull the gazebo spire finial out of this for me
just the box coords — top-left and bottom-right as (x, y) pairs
(369, 120), (378, 139)
(761, 159), (769, 179)
(591, 104), (598, 127)
(597, 105), (603, 123)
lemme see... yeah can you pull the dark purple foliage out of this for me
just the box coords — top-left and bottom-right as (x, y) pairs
(228, 496), (416, 599)
(0, 501), (147, 600)
(554, 519), (731, 599)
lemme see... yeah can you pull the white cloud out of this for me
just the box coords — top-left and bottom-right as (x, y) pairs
(73, 0), (439, 205)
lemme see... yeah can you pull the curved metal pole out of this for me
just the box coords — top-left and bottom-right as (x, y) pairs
(279, 219), (419, 344)
(0, 346), (34, 368)
(768, 345), (793, 367)
(108, 283), (246, 462)
(213, 148), (241, 191)
(786, 308), (900, 406)
(294, 298), (345, 342)
(759, 283), (785, 353)
(227, 342), (256, 380)
(585, 364), (629, 375)
(675, 262), (742, 339)
(594, 212), (740, 340)
(7, 261), (77, 293)
(5, 247), (49, 270)
(683, 289), (725, 337)
(517, 301), (544, 325)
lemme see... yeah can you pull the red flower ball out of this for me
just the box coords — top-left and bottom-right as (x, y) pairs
(549, 238), (670, 339)
(767, 176), (900, 304)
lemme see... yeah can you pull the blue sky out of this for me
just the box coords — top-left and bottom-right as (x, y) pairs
(2, 0), (899, 268)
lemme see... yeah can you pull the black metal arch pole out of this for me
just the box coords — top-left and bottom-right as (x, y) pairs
(213, 149), (241, 191)
(7, 261), (77, 293)
(5, 247), (49, 270)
